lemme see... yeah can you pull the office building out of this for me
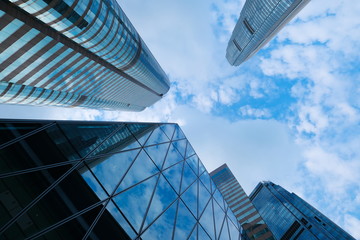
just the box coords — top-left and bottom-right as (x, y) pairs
(210, 164), (274, 240)
(0, 0), (169, 111)
(0, 119), (241, 239)
(250, 181), (356, 240)
(226, 0), (310, 65)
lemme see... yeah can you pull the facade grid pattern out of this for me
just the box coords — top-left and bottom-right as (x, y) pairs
(0, 119), (242, 239)
(226, 0), (310, 66)
(249, 182), (356, 240)
(210, 164), (274, 240)
(0, 0), (170, 111)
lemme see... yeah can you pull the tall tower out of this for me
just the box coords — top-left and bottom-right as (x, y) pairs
(210, 164), (274, 240)
(250, 181), (356, 240)
(226, 0), (310, 65)
(0, 0), (169, 111)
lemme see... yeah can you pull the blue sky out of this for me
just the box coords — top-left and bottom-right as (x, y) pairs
(1, 0), (359, 238)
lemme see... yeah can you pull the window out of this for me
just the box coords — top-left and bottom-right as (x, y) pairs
(243, 18), (255, 34)
(233, 39), (242, 51)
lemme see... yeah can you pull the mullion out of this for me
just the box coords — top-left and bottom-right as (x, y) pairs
(0, 123), (123, 234)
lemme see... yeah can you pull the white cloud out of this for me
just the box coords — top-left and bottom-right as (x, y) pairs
(344, 214), (360, 239)
(239, 105), (271, 118)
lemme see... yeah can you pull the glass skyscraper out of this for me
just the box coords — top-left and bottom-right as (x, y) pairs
(0, 0), (169, 111)
(226, 0), (310, 65)
(249, 181), (356, 240)
(0, 119), (241, 239)
(210, 164), (274, 240)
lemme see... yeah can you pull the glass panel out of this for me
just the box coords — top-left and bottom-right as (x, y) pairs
(113, 174), (158, 232)
(0, 122), (45, 145)
(144, 143), (169, 170)
(219, 219), (231, 240)
(83, 149), (140, 194)
(58, 123), (122, 158)
(199, 171), (211, 193)
(180, 162), (197, 194)
(127, 123), (155, 146)
(227, 207), (239, 228)
(174, 200), (197, 240)
(92, 201), (135, 239)
(173, 125), (186, 140)
(188, 224), (197, 240)
(199, 160), (206, 176)
(163, 143), (184, 169)
(0, 124), (79, 175)
(162, 161), (184, 194)
(213, 199), (226, 238)
(105, 200), (137, 238)
(80, 168), (108, 200)
(143, 175), (177, 230)
(144, 127), (169, 146)
(198, 224), (212, 240)
(198, 180), (211, 216)
(213, 189), (225, 211)
(186, 155), (199, 176)
(159, 124), (175, 140)
(1, 166), (102, 239)
(115, 150), (159, 194)
(199, 199), (215, 239)
(89, 126), (141, 156)
(186, 142), (196, 158)
(172, 139), (187, 157)
(228, 217), (240, 240)
(180, 181), (197, 217)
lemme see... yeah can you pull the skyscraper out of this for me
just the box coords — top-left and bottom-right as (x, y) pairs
(226, 0), (310, 65)
(210, 164), (274, 240)
(0, 0), (169, 111)
(0, 119), (241, 239)
(250, 181), (356, 240)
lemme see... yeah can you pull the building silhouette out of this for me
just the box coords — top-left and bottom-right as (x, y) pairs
(250, 181), (356, 240)
(0, 119), (241, 239)
(0, 0), (169, 111)
(210, 164), (274, 240)
(226, 0), (310, 65)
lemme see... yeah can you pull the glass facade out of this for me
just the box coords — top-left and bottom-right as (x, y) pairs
(0, 0), (170, 111)
(0, 119), (241, 239)
(249, 181), (356, 240)
(226, 0), (310, 66)
(210, 164), (274, 240)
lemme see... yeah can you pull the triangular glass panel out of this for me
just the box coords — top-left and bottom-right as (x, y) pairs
(41, 204), (102, 239)
(140, 200), (177, 240)
(144, 126), (170, 146)
(199, 160), (206, 176)
(58, 123), (122, 158)
(228, 217), (241, 240)
(81, 167), (109, 200)
(173, 125), (186, 140)
(213, 198), (226, 239)
(219, 218), (231, 240)
(213, 189), (225, 211)
(89, 126), (141, 156)
(174, 200), (197, 240)
(160, 124), (176, 140)
(105, 200), (137, 239)
(0, 121), (44, 145)
(199, 171), (211, 193)
(172, 139), (187, 158)
(199, 199), (215, 239)
(226, 207), (239, 229)
(113, 174), (158, 232)
(85, 149), (140, 194)
(180, 181), (198, 217)
(186, 142), (196, 158)
(186, 155), (199, 176)
(143, 175), (177, 230)
(187, 224), (197, 240)
(198, 223), (212, 240)
(162, 161), (184, 194)
(144, 143), (170, 170)
(163, 143), (184, 169)
(198, 180), (211, 216)
(180, 162), (197, 194)
(115, 149), (159, 194)
(127, 123), (156, 146)
(210, 180), (218, 194)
